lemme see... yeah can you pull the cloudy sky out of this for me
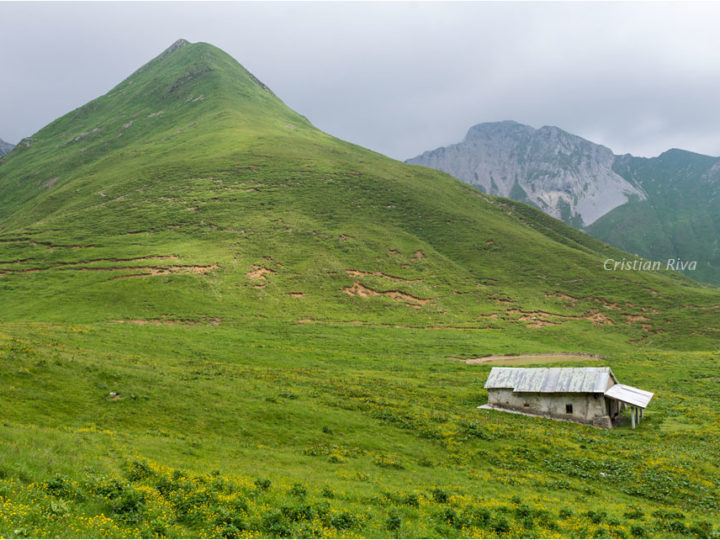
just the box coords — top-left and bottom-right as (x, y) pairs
(2, 1), (720, 160)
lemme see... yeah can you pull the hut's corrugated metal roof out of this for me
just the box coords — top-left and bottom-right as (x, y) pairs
(484, 367), (613, 393)
(604, 383), (653, 408)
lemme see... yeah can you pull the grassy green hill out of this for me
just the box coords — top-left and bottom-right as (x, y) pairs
(1, 40), (719, 538)
(588, 149), (720, 285)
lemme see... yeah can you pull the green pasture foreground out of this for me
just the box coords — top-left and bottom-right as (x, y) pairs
(1, 321), (718, 538)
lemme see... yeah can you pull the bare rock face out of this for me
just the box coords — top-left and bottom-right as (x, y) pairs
(406, 121), (646, 226)
(0, 138), (14, 157)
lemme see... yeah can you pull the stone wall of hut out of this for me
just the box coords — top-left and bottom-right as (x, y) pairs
(488, 388), (612, 427)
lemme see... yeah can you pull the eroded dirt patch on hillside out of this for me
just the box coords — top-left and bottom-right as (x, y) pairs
(0, 257), (215, 280)
(0, 255), (177, 269)
(423, 325), (494, 330)
(345, 269), (422, 282)
(506, 308), (615, 326)
(294, 319), (495, 330)
(625, 314), (650, 324)
(545, 292), (578, 306)
(0, 237), (96, 249)
(110, 264), (218, 279)
(248, 266), (275, 280)
(684, 304), (720, 310)
(545, 292), (623, 310)
(342, 281), (432, 307)
(44, 177), (60, 189)
(456, 353), (605, 365)
(111, 317), (221, 326)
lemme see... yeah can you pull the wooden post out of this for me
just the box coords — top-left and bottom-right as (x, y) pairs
(631, 406), (636, 429)
(640, 408), (644, 419)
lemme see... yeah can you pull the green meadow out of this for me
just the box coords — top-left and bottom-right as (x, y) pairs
(1, 40), (719, 538)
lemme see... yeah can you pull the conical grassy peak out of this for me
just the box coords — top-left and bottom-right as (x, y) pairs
(0, 39), (312, 223)
(0, 38), (718, 347)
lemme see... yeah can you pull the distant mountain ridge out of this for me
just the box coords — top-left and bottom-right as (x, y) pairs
(0, 138), (13, 157)
(407, 121), (720, 284)
(406, 121), (646, 226)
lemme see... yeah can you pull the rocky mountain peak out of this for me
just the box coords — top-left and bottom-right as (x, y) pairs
(163, 38), (191, 55)
(406, 121), (645, 226)
(0, 138), (14, 157)
(465, 120), (533, 139)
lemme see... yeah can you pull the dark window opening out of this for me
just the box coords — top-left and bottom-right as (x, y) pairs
(523, 403), (530, 407)
(566, 404), (573, 414)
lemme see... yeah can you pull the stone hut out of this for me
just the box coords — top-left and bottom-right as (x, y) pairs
(483, 367), (653, 428)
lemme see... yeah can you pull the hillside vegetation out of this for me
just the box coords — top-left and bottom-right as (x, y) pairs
(589, 149), (720, 285)
(1, 40), (719, 538)
(406, 121), (720, 286)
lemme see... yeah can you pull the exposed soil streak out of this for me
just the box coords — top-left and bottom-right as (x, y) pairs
(111, 318), (220, 326)
(456, 353), (604, 364)
(1, 255), (177, 268)
(0, 237), (96, 249)
(506, 308), (614, 326)
(345, 269), (422, 282)
(110, 265), (218, 279)
(296, 319), (494, 330)
(248, 266), (275, 280)
(626, 314), (650, 324)
(342, 281), (432, 305)
(0, 255), (180, 273)
(0, 258), (36, 264)
(545, 292), (622, 310)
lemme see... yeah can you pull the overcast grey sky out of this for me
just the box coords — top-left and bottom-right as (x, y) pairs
(2, 1), (720, 160)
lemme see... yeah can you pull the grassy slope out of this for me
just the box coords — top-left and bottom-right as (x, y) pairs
(588, 150), (720, 285)
(1, 41), (719, 538)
